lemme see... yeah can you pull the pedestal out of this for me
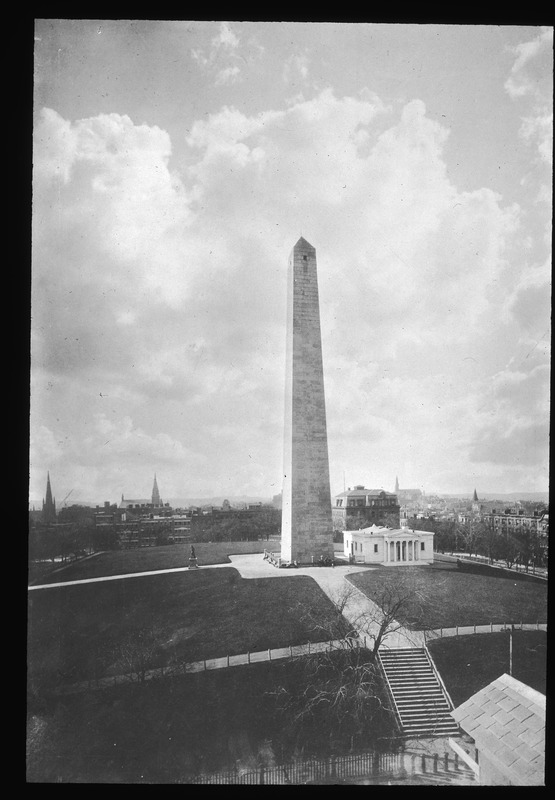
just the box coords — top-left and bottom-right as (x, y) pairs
(188, 558), (199, 569)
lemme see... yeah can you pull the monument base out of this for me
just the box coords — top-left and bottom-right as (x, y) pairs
(188, 558), (199, 569)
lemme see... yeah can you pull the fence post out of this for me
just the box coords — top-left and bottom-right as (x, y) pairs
(247, 651), (250, 664)
(308, 641), (311, 654)
(330, 755), (336, 778)
(473, 624), (476, 634)
(227, 654), (230, 667)
(440, 627), (443, 638)
(454, 752), (459, 771)
(268, 648), (271, 661)
(372, 752), (379, 776)
(290, 645), (293, 657)
(491, 622), (493, 633)
(433, 754), (438, 773)
(456, 626), (459, 636)
(204, 659), (207, 671)
(421, 755), (427, 773)
(259, 764), (265, 785)
(444, 752), (449, 772)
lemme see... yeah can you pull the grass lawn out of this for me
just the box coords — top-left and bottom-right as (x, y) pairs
(429, 630), (547, 708)
(28, 567), (343, 687)
(30, 540), (277, 585)
(347, 558), (547, 629)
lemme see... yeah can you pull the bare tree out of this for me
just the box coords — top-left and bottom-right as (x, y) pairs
(111, 626), (161, 684)
(269, 573), (435, 753)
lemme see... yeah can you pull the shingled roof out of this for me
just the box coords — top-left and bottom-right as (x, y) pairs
(451, 673), (545, 786)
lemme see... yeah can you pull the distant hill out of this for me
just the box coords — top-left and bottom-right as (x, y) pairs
(439, 492), (548, 503)
(171, 496), (275, 508)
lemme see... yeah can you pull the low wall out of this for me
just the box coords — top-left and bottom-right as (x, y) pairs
(455, 558), (546, 585)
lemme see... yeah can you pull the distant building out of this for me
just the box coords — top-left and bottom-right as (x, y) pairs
(343, 524), (434, 565)
(118, 474), (167, 514)
(332, 486), (400, 531)
(450, 674), (545, 786)
(393, 477), (423, 505)
(482, 508), (546, 536)
(42, 472), (57, 524)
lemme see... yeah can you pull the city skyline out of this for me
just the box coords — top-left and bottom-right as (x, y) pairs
(31, 21), (552, 505)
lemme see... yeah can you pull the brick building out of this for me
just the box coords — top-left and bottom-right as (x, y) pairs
(332, 486), (400, 531)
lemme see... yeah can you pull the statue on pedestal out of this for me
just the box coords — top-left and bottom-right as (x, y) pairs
(188, 544), (199, 569)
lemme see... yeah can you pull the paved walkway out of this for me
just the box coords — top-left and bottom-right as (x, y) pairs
(226, 554), (426, 648)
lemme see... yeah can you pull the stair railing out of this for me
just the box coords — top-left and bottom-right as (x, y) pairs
(376, 651), (404, 736)
(423, 644), (458, 716)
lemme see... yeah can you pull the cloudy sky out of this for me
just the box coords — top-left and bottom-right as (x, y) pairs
(30, 21), (552, 506)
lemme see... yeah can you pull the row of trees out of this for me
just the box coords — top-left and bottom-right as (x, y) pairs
(28, 522), (97, 564)
(410, 517), (547, 571)
(188, 507), (281, 543)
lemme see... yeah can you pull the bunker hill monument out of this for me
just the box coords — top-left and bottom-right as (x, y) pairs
(281, 237), (334, 564)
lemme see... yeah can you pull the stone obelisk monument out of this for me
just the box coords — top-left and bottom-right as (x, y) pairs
(281, 237), (334, 564)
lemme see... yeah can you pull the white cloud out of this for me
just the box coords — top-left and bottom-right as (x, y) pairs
(504, 27), (553, 99)
(191, 22), (243, 85)
(213, 21), (239, 51)
(505, 27), (553, 167)
(215, 65), (241, 85)
(282, 53), (310, 85)
(33, 107), (78, 183)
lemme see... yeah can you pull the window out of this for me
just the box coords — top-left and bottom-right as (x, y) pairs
(420, 542), (425, 551)
(374, 544), (378, 554)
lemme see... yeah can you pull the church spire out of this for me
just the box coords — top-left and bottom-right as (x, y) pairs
(472, 488), (479, 502)
(395, 475), (399, 493)
(152, 474), (161, 506)
(42, 471), (57, 524)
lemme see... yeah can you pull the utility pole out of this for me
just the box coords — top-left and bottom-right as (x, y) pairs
(509, 624), (513, 676)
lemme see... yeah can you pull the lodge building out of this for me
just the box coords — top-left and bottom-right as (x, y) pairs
(343, 524), (434, 566)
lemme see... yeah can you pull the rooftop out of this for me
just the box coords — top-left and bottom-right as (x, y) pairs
(451, 673), (545, 786)
(335, 487), (397, 499)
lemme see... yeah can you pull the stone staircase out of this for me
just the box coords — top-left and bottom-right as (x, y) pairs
(378, 648), (461, 738)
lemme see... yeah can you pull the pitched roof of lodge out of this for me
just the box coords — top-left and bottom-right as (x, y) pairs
(451, 674), (545, 786)
(347, 525), (433, 537)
